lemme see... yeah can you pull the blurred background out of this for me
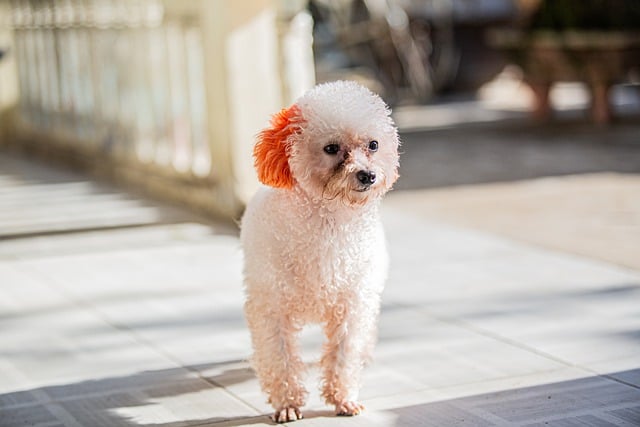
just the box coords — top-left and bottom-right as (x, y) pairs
(0, 0), (639, 221)
(2, 3), (640, 425)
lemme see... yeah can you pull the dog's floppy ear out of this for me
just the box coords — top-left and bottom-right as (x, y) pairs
(254, 104), (301, 189)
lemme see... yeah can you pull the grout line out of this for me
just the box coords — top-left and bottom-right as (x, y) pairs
(597, 373), (640, 391)
(188, 415), (269, 426)
(0, 219), (193, 241)
(184, 365), (265, 415)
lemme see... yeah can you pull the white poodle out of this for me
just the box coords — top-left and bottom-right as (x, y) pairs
(241, 80), (400, 423)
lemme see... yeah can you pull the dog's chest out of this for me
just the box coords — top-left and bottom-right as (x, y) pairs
(283, 208), (383, 291)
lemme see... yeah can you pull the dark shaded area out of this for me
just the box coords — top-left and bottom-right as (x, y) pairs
(395, 119), (640, 191)
(390, 372), (640, 426)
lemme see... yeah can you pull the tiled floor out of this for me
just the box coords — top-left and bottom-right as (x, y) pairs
(1, 149), (639, 426)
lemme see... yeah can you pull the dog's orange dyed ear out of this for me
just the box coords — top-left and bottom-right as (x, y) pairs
(254, 104), (301, 189)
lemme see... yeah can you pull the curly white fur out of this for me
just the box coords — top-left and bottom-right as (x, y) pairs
(241, 81), (400, 423)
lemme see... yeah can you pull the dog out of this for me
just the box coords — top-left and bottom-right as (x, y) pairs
(241, 80), (400, 423)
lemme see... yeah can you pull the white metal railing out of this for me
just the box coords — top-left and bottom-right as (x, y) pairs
(4, 0), (314, 219)
(10, 0), (211, 176)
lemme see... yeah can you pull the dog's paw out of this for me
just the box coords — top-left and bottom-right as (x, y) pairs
(272, 407), (303, 423)
(336, 401), (365, 416)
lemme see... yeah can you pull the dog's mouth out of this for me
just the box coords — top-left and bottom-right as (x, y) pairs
(354, 186), (371, 193)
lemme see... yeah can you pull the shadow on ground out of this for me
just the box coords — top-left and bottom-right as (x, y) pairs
(388, 370), (640, 426)
(1, 362), (639, 426)
(0, 362), (263, 427)
(396, 119), (640, 190)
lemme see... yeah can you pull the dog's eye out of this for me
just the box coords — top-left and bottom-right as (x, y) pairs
(323, 144), (340, 155)
(368, 140), (379, 152)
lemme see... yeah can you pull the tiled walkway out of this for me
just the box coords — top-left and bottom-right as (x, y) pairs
(1, 149), (639, 426)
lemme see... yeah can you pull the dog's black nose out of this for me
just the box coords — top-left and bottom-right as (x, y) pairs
(357, 170), (376, 186)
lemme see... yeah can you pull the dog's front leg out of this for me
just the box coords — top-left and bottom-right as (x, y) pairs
(245, 299), (307, 423)
(320, 293), (380, 416)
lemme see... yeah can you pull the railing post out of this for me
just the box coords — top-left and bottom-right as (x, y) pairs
(0, 1), (18, 136)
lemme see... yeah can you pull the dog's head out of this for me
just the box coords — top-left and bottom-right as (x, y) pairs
(254, 81), (400, 206)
